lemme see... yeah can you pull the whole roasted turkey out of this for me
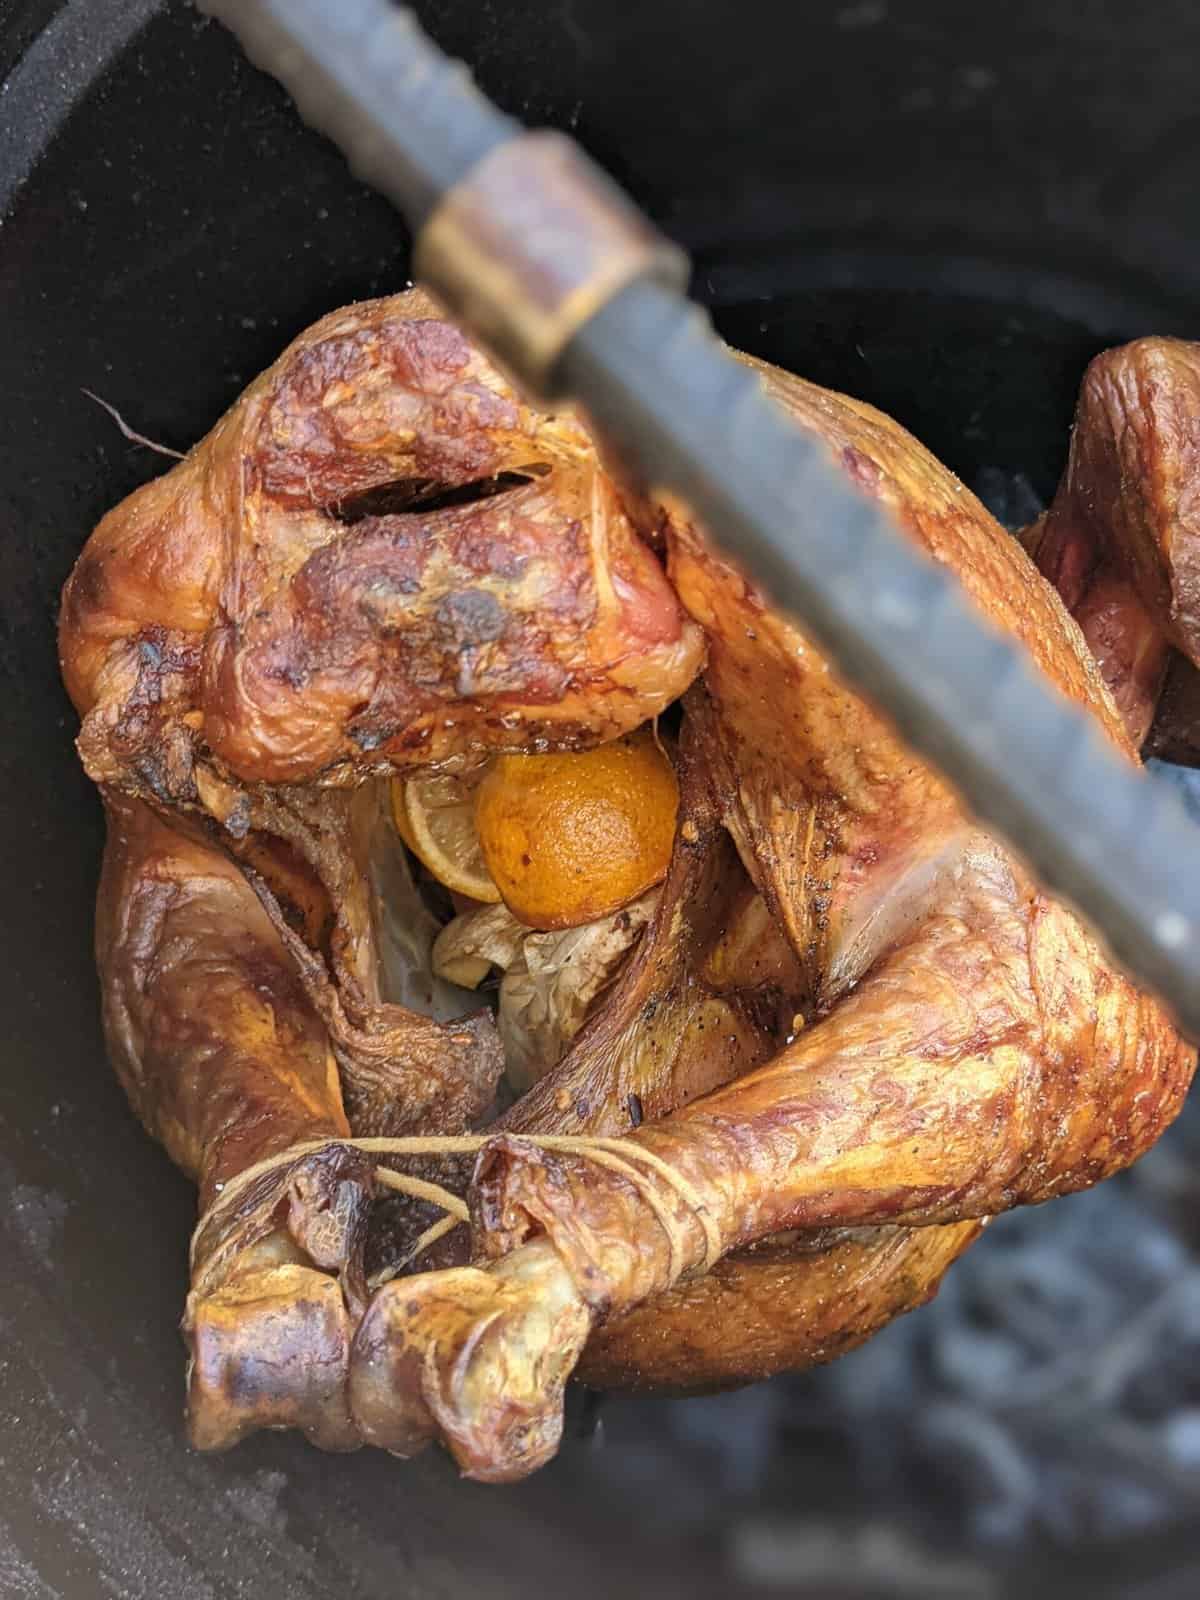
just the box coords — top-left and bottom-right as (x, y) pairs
(59, 291), (1199, 1481)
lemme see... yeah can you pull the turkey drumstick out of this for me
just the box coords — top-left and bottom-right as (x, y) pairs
(97, 793), (373, 1450)
(358, 359), (1193, 1480)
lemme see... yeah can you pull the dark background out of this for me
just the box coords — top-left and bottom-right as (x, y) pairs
(3, 2), (1200, 1595)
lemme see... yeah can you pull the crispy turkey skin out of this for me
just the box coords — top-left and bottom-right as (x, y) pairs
(59, 291), (1195, 1479)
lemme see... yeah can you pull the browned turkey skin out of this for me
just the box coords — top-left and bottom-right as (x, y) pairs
(59, 291), (1196, 1482)
(1024, 337), (1200, 752)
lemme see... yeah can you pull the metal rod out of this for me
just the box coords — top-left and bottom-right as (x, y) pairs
(199, 0), (1200, 1039)
(199, 0), (514, 226)
(569, 283), (1200, 1028)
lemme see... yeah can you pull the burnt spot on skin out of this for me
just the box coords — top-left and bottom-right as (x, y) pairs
(131, 626), (201, 697)
(349, 724), (393, 752)
(435, 588), (508, 646)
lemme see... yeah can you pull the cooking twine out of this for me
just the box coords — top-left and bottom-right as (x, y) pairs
(191, 1133), (721, 1292)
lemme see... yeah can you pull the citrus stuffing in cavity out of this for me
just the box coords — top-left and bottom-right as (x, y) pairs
(474, 728), (679, 930)
(391, 769), (501, 904)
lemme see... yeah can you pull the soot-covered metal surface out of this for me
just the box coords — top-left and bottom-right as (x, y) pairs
(4, 2), (1200, 1596)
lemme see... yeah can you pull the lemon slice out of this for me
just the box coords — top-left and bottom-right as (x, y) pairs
(391, 770), (501, 904)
